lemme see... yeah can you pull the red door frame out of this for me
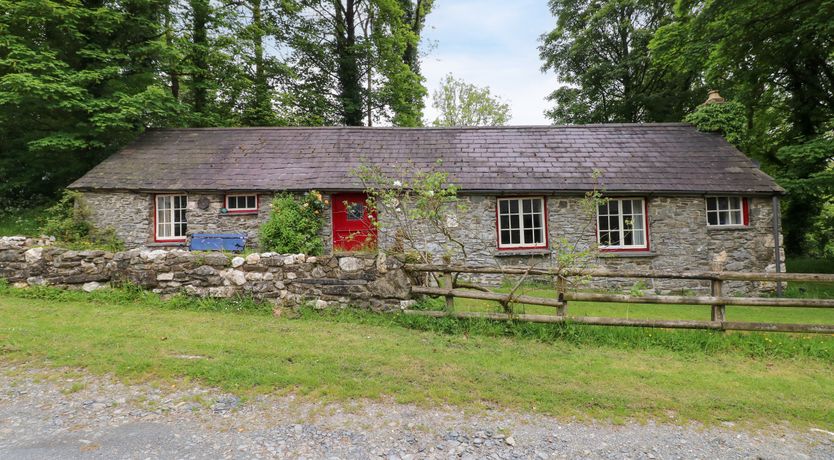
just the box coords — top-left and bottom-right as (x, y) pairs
(331, 192), (377, 251)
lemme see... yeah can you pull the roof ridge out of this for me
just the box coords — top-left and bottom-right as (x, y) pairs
(147, 123), (693, 132)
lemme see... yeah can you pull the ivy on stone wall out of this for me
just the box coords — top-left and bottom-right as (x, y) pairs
(260, 192), (325, 255)
(41, 190), (123, 251)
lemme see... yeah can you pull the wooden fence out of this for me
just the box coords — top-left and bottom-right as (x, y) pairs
(403, 264), (834, 334)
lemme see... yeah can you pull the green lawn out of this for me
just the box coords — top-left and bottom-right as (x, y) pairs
(1, 291), (833, 429)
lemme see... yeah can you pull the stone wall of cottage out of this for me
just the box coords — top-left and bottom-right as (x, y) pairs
(81, 191), (337, 251)
(0, 237), (412, 311)
(374, 195), (783, 295)
(79, 191), (782, 295)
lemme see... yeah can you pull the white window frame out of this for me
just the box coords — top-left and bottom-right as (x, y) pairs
(155, 194), (188, 242)
(225, 193), (258, 213)
(496, 197), (547, 249)
(596, 198), (648, 250)
(705, 196), (746, 227)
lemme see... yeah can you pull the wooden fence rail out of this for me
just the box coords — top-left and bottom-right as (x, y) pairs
(403, 264), (834, 334)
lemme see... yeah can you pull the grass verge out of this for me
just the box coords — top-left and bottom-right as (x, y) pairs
(0, 284), (832, 428)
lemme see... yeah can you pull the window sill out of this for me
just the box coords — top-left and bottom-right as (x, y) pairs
(599, 251), (656, 258)
(494, 248), (551, 257)
(706, 225), (749, 231)
(220, 211), (259, 216)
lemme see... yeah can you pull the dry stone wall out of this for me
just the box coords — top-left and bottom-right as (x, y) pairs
(0, 237), (412, 311)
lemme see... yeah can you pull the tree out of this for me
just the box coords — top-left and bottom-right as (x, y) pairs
(651, 0), (834, 254)
(0, 0), (185, 210)
(430, 74), (511, 127)
(286, 0), (430, 126)
(538, 0), (699, 124)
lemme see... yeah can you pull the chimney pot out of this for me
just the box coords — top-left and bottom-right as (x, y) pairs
(704, 90), (725, 105)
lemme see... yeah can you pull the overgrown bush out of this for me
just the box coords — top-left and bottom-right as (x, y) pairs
(40, 190), (123, 251)
(260, 191), (325, 255)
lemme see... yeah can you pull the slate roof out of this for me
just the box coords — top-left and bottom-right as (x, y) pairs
(69, 124), (783, 195)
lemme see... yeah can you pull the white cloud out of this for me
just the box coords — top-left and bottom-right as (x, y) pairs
(420, 0), (556, 125)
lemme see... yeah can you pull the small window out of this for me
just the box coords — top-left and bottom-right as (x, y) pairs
(225, 194), (258, 212)
(346, 202), (365, 221)
(706, 197), (748, 227)
(156, 194), (187, 241)
(496, 197), (547, 249)
(597, 198), (648, 250)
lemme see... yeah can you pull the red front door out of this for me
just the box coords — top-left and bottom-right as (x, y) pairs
(332, 193), (377, 251)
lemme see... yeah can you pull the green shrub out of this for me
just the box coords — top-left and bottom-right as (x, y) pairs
(260, 191), (325, 255)
(40, 190), (123, 251)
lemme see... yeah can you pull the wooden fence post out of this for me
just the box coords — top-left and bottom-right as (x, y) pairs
(711, 278), (725, 324)
(556, 275), (567, 316)
(443, 272), (455, 313)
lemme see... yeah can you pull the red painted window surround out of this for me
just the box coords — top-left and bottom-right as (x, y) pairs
(742, 197), (750, 226)
(494, 196), (550, 251)
(706, 196), (750, 227)
(224, 194), (259, 213)
(597, 198), (651, 253)
(153, 194), (187, 243)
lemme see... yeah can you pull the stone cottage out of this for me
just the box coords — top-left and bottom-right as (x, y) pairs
(68, 124), (785, 285)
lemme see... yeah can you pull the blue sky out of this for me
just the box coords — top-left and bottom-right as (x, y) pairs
(420, 0), (556, 125)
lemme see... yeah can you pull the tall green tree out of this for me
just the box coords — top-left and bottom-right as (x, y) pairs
(539, 0), (698, 123)
(287, 0), (430, 126)
(430, 74), (511, 127)
(651, 0), (834, 255)
(0, 0), (184, 209)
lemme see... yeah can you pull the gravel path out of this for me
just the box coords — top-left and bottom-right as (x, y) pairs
(0, 365), (831, 459)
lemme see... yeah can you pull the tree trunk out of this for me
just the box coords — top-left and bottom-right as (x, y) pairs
(335, 0), (364, 126)
(190, 0), (210, 120)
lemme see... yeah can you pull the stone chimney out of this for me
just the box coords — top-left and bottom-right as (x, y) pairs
(703, 90), (725, 105)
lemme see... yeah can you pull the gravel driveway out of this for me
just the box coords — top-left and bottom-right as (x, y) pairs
(0, 365), (831, 459)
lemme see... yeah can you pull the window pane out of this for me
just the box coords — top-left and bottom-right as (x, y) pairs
(500, 230), (511, 245)
(500, 215), (509, 230)
(522, 199), (532, 213)
(718, 197), (728, 210)
(609, 200), (619, 214)
(534, 228), (543, 243)
(509, 200), (518, 214)
(707, 198), (717, 211)
(598, 202), (608, 215)
(708, 212), (718, 225)
(532, 213), (542, 229)
(523, 214), (533, 229)
(510, 214), (519, 229)
(609, 216), (620, 230)
(600, 231), (610, 246)
(609, 231), (620, 246)
(598, 215), (609, 231)
(499, 200), (508, 214)
(624, 230), (633, 246)
(719, 211), (728, 225)
(511, 229), (520, 244)
(533, 199), (542, 213)
(729, 197), (741, 210)
(523, 229), (533, 243)
(730, 210), (741, 225)
(633, 229), (645, 245)
(632, 213), (644, 230)
(622, 200), (632, 214)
